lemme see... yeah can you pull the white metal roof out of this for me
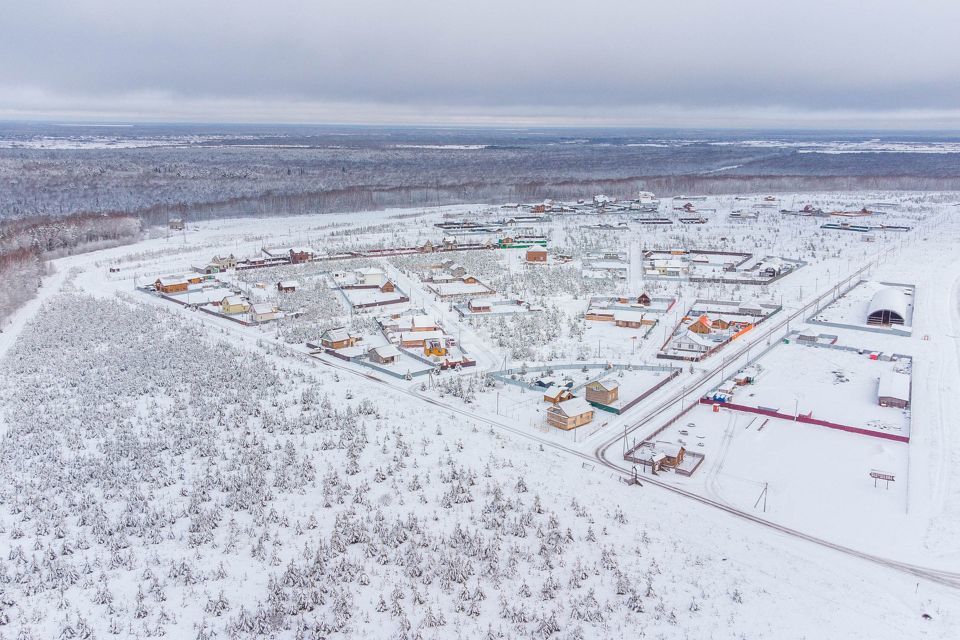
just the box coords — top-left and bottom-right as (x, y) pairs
(867, 286), (909, 321)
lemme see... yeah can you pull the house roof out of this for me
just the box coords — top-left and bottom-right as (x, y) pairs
(322, 327), (351, 342)
(370, 344), (401, 359)
(542, 386), (568, 399)
(878, 370), (910, 402)
(592, 378), (620, 391)
(250, 303), (277, 314)
(222, 296), (248, 306)
(157, 276), (189, 286)
(278, 280), (299, 288)
(550, 397), (594, 417)
(613, 310), (646, 323)
(682, 331), (715, 347)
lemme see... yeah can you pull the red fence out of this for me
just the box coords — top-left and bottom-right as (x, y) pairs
(698, 398), (909, 443)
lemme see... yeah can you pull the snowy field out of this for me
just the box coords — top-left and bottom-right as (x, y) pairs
(722, 341), (912, 439)
(650, 403), (911, 552)
(1, 193), (959, 638)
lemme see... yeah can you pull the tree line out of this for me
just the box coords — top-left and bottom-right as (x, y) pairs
(0, 212), (140, 322)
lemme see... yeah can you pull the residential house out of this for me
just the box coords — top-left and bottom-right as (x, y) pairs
(585, 379), (620, 405)
(211, 254), (237, 270)
(320, 327), (359, 350)
(355, 267), (387, 287)
(154, 276), (189, 294)
(546, 398), (595, 430)
(368, 344), (401, 364)
(526, 247), (548, 263)
(674, 331), (715, 353)
(250, 303), (279, 323)
(221, 296), (250, 314)
(688, 315), (713, 334)
(289, 248), (314, 264)
(277, 280), (299, 293)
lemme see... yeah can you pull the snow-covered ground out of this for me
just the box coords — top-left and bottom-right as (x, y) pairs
(1, 194), (959, 638)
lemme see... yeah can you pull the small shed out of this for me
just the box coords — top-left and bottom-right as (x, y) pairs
(542, 386), (574, 404)
(878, 370), (911, 408)
(277, 280), (299, 293)
(289, 248), (314, 264)
(688, 315), (713, 334)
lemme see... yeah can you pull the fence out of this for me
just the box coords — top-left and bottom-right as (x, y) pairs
(697, 398), (909, 443)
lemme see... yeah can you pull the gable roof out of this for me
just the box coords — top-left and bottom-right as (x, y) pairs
(322, 327), (351, 343)
(370, 344), (401, 359)
(591, 378), (620, 391)
(550, 397), (594, 417)
(542, 385), (568, 399)
(250, 303), (277, 315)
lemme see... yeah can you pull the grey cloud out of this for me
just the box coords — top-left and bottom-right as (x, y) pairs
(2, 0), (959, 124)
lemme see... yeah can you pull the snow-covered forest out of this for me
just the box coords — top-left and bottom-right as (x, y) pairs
(0, 213), (140, 321)
(0, 292), (771, 638)
(2, 126), (959, 225)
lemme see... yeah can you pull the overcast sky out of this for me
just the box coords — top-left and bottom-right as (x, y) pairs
(2, 0), (959, 128)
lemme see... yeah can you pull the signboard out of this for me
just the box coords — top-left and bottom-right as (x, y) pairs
(870, 469), (895, 488)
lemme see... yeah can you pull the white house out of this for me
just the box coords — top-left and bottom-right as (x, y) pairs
(355, 267), (388, 287)
(250, 303), (280, 323)
(674, 331), (715, 353)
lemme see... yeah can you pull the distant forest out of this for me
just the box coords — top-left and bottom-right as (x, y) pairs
(1, 126), (959, 227)
(1, 125), (958, 321)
